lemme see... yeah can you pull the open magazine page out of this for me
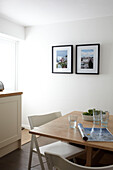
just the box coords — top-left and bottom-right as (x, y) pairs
(78, 123), (113, 141)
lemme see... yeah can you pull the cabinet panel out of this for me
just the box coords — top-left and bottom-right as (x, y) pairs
(0, 95), (21, 151)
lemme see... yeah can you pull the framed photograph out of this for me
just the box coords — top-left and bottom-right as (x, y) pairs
(76, 44), (100, 74)
(52, 45), (73, 74)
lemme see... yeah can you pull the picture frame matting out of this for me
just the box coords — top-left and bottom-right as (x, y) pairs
(76, 44), (100, 74)
(52, 45), (73, 74)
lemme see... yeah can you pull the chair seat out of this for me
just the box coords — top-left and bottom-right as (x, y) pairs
(33, 141), (84, 158)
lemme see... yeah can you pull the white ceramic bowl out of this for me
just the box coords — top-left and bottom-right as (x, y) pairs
(82, 114), (93, 121)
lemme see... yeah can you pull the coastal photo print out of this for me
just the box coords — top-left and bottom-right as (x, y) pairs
(52, 45), (73, 74)
(76, 44), (100, 74)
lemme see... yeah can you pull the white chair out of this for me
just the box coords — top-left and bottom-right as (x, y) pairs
(28, 112), (84, 170)
(45, 152), (113, 170)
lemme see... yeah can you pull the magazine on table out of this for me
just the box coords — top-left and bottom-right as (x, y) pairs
(78, 123), (113, 142)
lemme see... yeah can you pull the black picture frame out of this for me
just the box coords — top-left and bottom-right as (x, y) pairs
(76, 44), (100, 74)
(52, 45), (73, 74)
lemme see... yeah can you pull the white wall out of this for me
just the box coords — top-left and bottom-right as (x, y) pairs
(0, 17), (24, 40)
(18, 16), (113, 128)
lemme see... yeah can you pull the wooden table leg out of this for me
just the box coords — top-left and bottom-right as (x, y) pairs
(85, 146), (93, 166)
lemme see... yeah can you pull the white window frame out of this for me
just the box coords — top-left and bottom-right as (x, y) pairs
(0, 36), (18, 90)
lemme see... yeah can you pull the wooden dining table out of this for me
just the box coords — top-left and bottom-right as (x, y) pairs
(29, 111), (113, 166)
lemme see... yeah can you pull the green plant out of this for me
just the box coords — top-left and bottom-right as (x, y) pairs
(83, 109), (93, 116)
(83, 109), (104, 116)
(83, 112), (89, 115)
(88, 109), (93, 115)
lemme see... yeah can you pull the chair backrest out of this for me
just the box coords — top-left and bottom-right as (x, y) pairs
(45, 152), (113, 170)
(28, 112), (61, 129)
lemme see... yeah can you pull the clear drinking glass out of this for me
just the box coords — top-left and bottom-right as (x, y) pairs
(68, 115), (78, 128)
(101, 112), (108, 128)
(93, 110), (101, 125)
(105, 111), (109, 120)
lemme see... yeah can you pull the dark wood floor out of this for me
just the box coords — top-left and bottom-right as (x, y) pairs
(0, 136), (113, 170)
(0, 136), (57, 170)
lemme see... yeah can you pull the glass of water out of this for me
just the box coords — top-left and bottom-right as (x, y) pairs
(93, 110), (101, 125)
(105, 111), (109, 120)
(101, 112), (108, 128)
(68, 115), (78, 128)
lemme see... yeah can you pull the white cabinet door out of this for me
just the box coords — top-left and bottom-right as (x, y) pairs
(0, 95), (21, 156)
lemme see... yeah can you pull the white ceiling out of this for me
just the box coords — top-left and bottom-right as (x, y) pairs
(0, 0), (113, 26)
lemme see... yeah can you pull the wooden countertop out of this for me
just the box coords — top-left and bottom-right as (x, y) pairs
(0, 91), (23, 97)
